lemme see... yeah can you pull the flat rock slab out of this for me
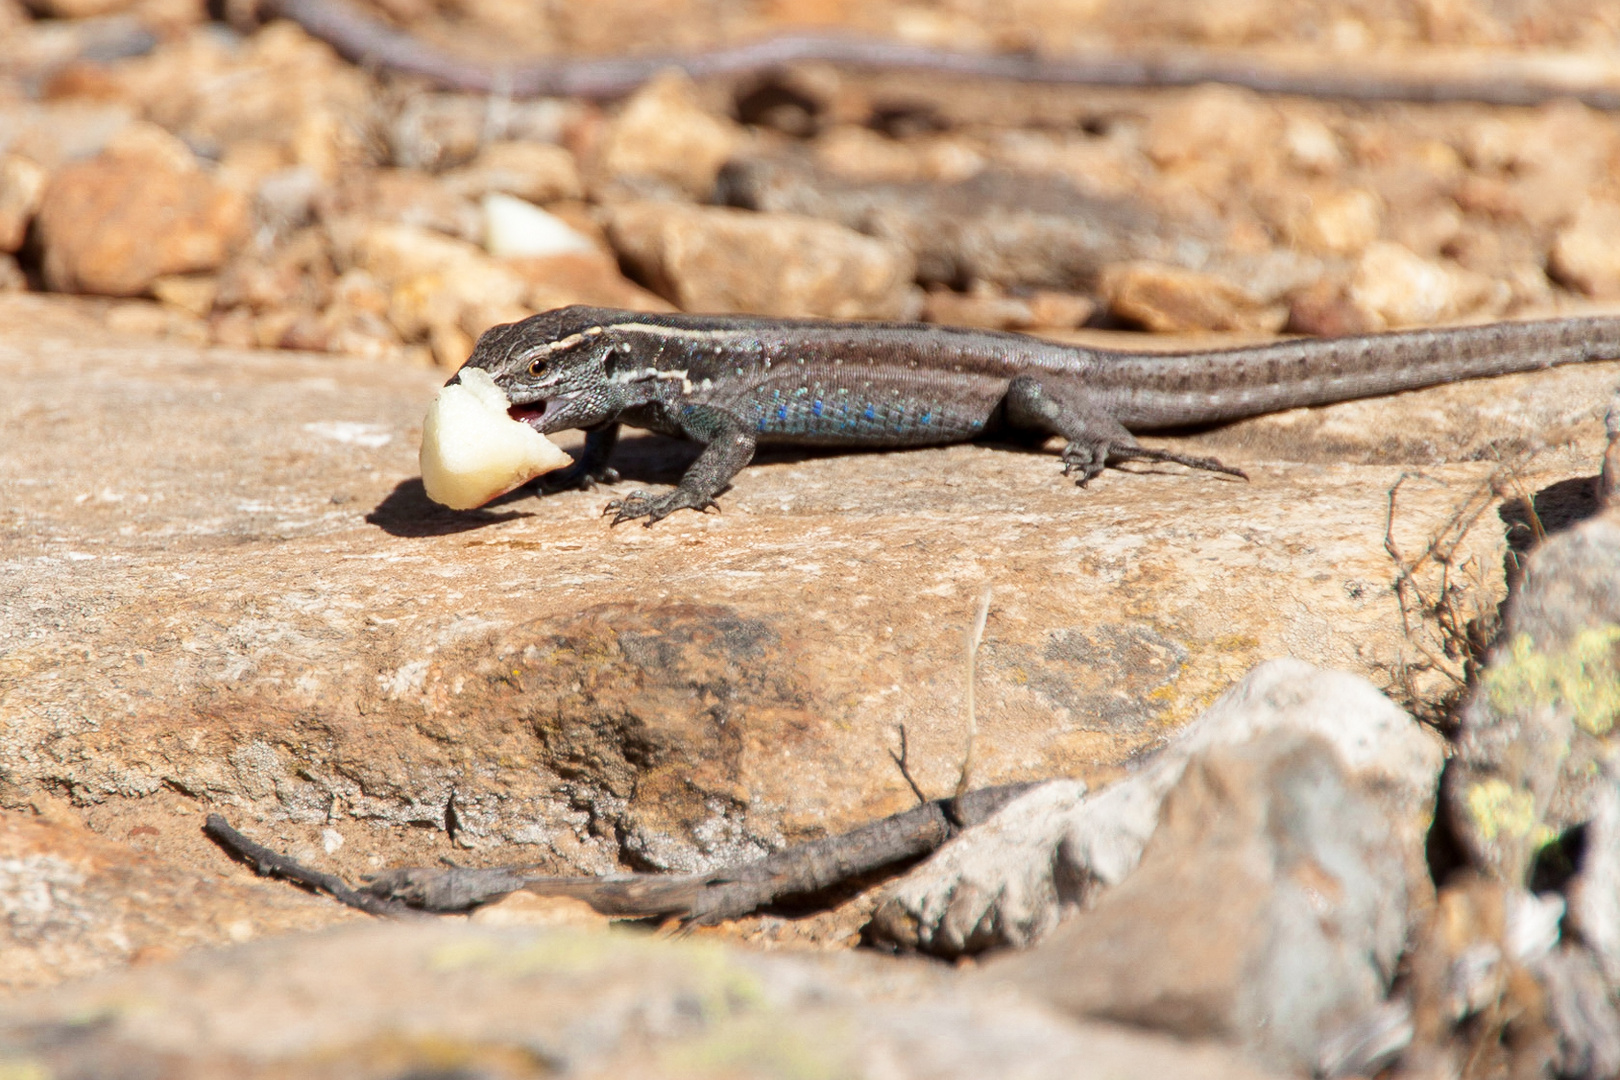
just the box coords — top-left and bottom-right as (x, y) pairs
(0, 920), (1285, 1080)
(0, 807), (353, 994)
(2, 301), (1613, 893)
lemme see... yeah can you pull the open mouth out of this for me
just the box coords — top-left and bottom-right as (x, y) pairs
(508, 401), (547, 428)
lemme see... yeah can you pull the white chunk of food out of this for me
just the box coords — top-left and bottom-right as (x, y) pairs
(419, 366), (572, 510)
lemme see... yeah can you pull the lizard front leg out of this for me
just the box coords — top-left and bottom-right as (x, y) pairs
(541, 423), (621, 491)
(605, 405), (757, 525)
(1002, 375), (1246, 484)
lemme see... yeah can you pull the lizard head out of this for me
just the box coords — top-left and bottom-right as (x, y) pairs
(456, 306), (632, 434)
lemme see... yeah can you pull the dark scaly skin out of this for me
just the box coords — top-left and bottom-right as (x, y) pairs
(456, 306), (1620, 525)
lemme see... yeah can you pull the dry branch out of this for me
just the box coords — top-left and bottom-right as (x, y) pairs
(260, 0), (1620, 107)
(206, 783), (1037, 924)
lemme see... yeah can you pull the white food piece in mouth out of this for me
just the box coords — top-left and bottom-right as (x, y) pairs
(419, 366), (572, 510)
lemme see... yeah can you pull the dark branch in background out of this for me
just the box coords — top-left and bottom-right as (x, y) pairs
(204, 813), (427, 918)
(259, 0), (1620, 107)
(205, 782), (1036, 924)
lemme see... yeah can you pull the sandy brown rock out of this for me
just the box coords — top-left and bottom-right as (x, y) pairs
(1101, 260), (1289, 333)
(921, 285), (1096, 331)
(0, 920), (1287, 1080)
(607, 201), (920, 318)
(0, 303), (1610, 894)
(1551, 201), (1620, 300)
(0, 153), (45, 253)
(328, 218), (529, 363)
(1348, 241), (1508, 329)
(109, 22), (377, 177)
(442, 141), (584, 206)
(594, 69), (743, 198)
(505, 250), (672, 314)
(36, 143), (247, 296)
(0, 806), (351, 994)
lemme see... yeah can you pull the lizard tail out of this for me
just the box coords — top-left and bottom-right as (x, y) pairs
(1091, 315), (1620, 429)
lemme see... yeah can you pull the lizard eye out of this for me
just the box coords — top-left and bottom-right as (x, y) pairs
(527, 358), (549, 377)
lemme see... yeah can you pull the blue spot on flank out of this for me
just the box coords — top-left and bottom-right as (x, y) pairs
(777, 405), (788, 421)
(920, 411), (932, 425)
(757, 417), (767, 432)
(864, 404), (876, 421)
(772, 388), (781, 399)
(813, 400), (823, 417)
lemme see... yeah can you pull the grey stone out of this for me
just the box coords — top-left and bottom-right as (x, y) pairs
(871, 660), (1442, 956)
(1447, 512), (1620, 883)
(991, 731), (1414, 1075)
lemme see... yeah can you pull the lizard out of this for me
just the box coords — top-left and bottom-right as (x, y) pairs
(455, 305), (1620, 525)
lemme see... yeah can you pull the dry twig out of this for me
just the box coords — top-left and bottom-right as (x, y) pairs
(205, 783), (1036, 924)
(259, 0), (1620, 107)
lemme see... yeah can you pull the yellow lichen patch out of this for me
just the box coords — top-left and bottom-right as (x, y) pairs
(0, 1061), (53, 1080)
(1465, 779), (1538, 842)
(658, 1013), (856, 1080)
(1483, 626), (1620, 737)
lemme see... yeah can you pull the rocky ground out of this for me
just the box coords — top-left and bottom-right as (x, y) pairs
(4, 0), (1620, 1077)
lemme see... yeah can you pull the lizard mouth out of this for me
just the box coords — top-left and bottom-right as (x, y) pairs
(507, 400), (547, 428)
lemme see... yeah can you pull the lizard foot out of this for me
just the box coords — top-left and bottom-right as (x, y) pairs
(603, 488), (720, 526)
(1062, 441), (1248, 484)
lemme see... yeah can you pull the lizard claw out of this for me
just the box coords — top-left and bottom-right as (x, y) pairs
(1062, 439), (1247, 483)
(604, 489), (720, 526)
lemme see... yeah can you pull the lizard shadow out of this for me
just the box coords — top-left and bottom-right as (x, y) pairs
(367, 478), (534, 537)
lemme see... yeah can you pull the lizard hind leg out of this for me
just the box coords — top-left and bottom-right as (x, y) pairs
(1001, 375), (1247, 486)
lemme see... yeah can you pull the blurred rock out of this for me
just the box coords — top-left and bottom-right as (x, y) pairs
(320, 167), (482, 244)
(1404, 876), (1620, 1080)
(1284, 187), (1383, 256)
(0, 102), (134, 170)
(1447, 513), (1620, 883)
(595, 70), (743, 199)
(1101, 261), (1290, 333)
(23, 0), (134, 18)
(482, 192), (596, 258)
(0, 252), (25, 291)
(1564, 758), (1620, 992)
(0, 153), (46, 253)
(1286, 276), (1380, 337)
(506, 250), (673, 313)
(1550, 200), (1620, 299)
(0, 920), (1288, 1080)
(388, 94), (579, 172)
(35, 135), (248, 296)
(922, 285), (1096, 331)
(1145, 86), (1280, 176)
(1602, 396), (1620, 509)
(253, 165), (323, 239)
(1534, 946), (1620, 1080)
(1348, 241), (1509, 329)
(442, 141), (583, 205)
(996, 731), (1414, 1074)
(150, 273), (217, 317)
(872, 660), (1442, 956)
(113, 23), (377, 177)
(214, 226), (335, 316)
(330, 219), (529, 363)
(0, 807), (349, 994)
(607, 201), (919, 319)
(719, 156), (1195, 291)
